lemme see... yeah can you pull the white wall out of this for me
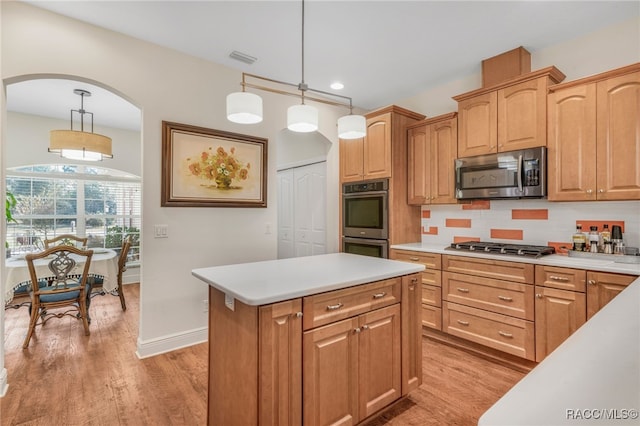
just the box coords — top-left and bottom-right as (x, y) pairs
(0, 2), (343, 363)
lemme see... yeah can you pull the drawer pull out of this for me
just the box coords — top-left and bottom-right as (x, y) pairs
(326, 303), (344, 311)
(409, 257), (420, 261)
(457, 320), (470, 326)
(354, 327), (361, 333)
(549, 275), (569, 282)
(295, 312), (303, 318)
(372, 292), (386, 299)
(498, 331), (513, 338)
(411, 277), (419, 284)
(456, 288), (470, 293)
(588, 280), (596, 286)
(498, 295), (513, 302)
(536, 293), (543, 299)
(361, 324), (369, 330)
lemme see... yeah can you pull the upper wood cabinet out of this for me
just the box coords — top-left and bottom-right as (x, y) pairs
(548, 63), (640, 201)
(340, 106), (424, 183)
(407, 113), (458, 205)
(454, 67), (565, 157)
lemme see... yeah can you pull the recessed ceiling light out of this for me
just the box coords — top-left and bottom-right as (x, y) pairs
(330, 82), (344, 90)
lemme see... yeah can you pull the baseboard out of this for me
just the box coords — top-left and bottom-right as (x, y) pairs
(423, 328), (537, 373)
(0, 368), (8, 397)
(136, 327), (207, 359)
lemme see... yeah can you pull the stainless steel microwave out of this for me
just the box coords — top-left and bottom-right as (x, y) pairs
(455, 147), (547, 200)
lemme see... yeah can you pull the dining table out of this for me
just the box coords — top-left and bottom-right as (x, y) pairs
(4, 248), (119, 303)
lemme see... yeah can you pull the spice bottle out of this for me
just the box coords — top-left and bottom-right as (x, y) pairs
(589, 226), (600, 252)
(600, 224), (611, 246)
(572, 224), (587, 252)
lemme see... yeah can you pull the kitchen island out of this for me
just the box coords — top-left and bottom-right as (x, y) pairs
(192, 253), (425, 426)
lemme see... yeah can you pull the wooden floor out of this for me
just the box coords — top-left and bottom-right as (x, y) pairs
(2, 285), (525, 425)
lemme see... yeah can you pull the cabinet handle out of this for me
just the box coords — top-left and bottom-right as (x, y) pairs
(549, 275), (569, 282)
(361, 324), (369, 331)
(409, 257), (420, 261)
(354, 327), (361, 333)
(456, 287), (470, 293)
(326, 303), (344, 311)
(536, 293), (543, 299)
(295, 311), (303, 318)
(498, 295), (513, 302)
(498, 331), (513, 338)
(372, 292), (386, 299)
(598, 189), (605, 193)
(411, 277), (419, 284)
(588, 280), (597, 286)
(586, 189), (593, 194)
(457, 320), (470, 326)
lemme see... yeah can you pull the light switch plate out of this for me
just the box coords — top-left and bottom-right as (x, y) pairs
(154, 224), (168, 238)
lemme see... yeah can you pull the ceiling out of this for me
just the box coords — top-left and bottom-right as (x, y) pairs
(6, 1), (639, 131)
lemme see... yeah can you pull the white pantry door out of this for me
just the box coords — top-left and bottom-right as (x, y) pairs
(277, 162), (327, 259)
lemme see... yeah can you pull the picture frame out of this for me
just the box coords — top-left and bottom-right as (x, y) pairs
(161, 121), (267, 207)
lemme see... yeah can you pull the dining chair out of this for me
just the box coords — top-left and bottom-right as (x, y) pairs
(22, 245), (93, 348)
(43, 234), (88, 249)
(88, 237), (131, 311)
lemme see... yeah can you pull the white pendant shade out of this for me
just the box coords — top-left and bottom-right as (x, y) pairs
(49, 130), (113, 162)
(227, 92), (263, 124)
(287, 104), (318, 132)
(337, 114), (366, 139)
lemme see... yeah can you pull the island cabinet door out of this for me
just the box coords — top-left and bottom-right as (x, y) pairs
(259, 299), (303, 426)
(358, 304), (402, 420)
(303, 317), (360, 426)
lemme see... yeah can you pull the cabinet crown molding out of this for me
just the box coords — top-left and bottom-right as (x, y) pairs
(452, 66), (566, 102)
(366, 105), (426, 121)
(406, 112), (458, 130)
(549, 62), (640, 92)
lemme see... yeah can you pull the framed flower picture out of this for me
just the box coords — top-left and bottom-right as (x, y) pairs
(161, 121), (267, 207)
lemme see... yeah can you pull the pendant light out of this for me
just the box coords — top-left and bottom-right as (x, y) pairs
(49, 89), (113, 161)
(225, 0), (366, 139)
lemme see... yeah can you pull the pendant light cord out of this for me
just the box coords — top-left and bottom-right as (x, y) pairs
(300, 0), (306, 104)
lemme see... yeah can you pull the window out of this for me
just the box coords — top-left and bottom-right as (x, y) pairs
(6, 164), (141, 264)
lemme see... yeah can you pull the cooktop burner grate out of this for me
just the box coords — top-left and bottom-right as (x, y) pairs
(448, 241), (555, 258)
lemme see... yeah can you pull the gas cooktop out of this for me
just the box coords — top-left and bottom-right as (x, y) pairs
(447, 241), (556, 258)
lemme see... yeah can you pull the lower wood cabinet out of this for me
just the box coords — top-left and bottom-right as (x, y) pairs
(534, 286), (586, 362)
(208, 272), (421, 426)
(586, 271), (636, 319)
(303, 304), (401, 426)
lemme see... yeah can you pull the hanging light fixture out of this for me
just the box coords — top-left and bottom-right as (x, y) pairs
(226, 0), (366, 139)
(49, 89), (113, 161)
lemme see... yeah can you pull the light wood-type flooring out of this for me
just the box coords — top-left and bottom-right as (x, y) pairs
(2, 284), (525, 425)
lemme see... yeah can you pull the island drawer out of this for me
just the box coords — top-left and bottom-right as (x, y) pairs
(535, 265), (586, 292)
(422, 304), (442, 330)
(443, 302), (535, 361)
(443, 271), (533, 320)
(442, 255), (534, 284)
(391, 250), (442, 270)
(302, 277), (401, 330)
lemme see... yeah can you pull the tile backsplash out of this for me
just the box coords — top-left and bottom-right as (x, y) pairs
(421, 200), (640, 249)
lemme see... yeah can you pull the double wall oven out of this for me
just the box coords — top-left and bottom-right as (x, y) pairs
(342, 179), (389, 258)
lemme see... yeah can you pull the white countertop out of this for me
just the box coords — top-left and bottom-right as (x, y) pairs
(192, 252), (425, 306)
(391, 243), (640, 276)
(478, 277), (640, 425)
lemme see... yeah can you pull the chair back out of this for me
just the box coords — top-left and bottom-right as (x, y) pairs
(118, 237), (132, 283)
(44, 234), (88, 249)
(26, 245), (93, 297)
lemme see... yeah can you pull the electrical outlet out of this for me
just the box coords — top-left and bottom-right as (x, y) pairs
(202, 299), (209, 313)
